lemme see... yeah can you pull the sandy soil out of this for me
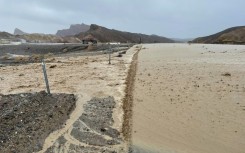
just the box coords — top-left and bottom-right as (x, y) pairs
(0, 47), (137, 152)
(131, 44), (245, 153)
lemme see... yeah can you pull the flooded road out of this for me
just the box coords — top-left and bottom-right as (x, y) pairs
(131, 44), (245, 153)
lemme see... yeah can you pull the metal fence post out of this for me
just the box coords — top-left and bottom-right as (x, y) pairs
(42, 59), (51, 94)
(109, 45), (111, 64)
(109, 53), (111, 64)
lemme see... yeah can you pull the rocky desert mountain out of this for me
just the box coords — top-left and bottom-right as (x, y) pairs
(10, 28), (81, 43)
(14, 28), (27, 35)
(192, 26), (245, 44)
(0, 32), (81, 43)
(16, 34), (82, 43)
(2, 24), (174, 43)
(56, 23), (90, 37)
(77, 24), (174, 43)
(0, 31), (14, 39)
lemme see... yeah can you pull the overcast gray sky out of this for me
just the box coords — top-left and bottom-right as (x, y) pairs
(0, 0), (244, 38)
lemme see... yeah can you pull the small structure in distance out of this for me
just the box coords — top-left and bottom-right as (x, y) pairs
(82, 34), (97, 44)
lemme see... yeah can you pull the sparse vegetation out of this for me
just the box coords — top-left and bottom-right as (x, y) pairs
(30, 54), (43, 62)
(13, 56), (29, 63)
(44, 52), (54, 58)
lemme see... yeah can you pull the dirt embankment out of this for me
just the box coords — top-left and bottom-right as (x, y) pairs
(0, 91), (76, 153)
(122, 46), (140, 142)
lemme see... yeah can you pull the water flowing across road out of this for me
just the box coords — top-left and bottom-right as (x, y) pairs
(131, 43), (245, 153)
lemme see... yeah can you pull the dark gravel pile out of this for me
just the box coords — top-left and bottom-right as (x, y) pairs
(71, 96), (121, 146)
(0, 91), (76, 153)
(46, 96), (123, 153)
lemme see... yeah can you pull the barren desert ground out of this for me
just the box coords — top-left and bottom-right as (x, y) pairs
(0, 47), (137, 152)
(131, 44), (245, 153)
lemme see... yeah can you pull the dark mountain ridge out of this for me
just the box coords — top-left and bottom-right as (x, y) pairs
(77, 24), (174, 43)
(2, 24), (174, 44)
(0, 31), (14, 39)
(192, 26), (245, 44)
(56, 23), (90, 37)
(14, 28), (27, 35)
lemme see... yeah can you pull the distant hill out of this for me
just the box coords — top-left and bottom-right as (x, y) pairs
(0, 31), (81, 43)
(11, 28), (81, 43)
(2, 24), (174, 44)
(56, 23), (90, 37)
(77, 24), (174, 43)
(16, 34), (82, 43)
(0, 31), (14, 39)
(192, 26), (245, 44)
(171, 38), (194, 43)
(14, 28), (27, 35)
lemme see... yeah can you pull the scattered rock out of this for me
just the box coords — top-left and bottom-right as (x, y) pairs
(222, 72), (231, 77)
(49, 65), (57, 69)
(62, 48), (68, 52)
(117, 54), (123, 57)
(121, 51), (127, 54)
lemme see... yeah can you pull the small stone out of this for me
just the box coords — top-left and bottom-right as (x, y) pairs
(222, 72), (231, 77)
(49, 65), (57, 68)
(100, 128), (107, 132)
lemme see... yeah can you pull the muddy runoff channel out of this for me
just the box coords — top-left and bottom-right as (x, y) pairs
(0, 45), (140, 152)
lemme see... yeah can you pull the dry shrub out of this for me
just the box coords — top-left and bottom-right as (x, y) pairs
(1, 55), (9, 60)
(45, 58), (56, 62)
(44, 53), (54, 58)
(31, 54), (43, 62)
(62, 48), (68, 52)
(14, 56), (29, 63)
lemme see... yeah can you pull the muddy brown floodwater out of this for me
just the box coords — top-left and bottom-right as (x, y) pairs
(131, 44), (245, 153)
